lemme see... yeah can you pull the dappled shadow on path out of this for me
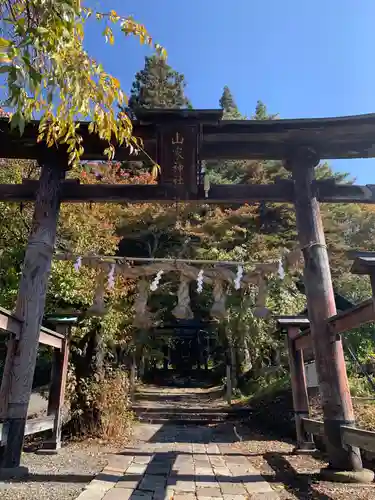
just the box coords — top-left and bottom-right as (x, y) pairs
(147, 422), (238, 444)
(111, 422), (280, 499)
(264, 452), (334, 500)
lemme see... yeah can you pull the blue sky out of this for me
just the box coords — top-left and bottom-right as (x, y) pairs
(90, 1), (374, 182)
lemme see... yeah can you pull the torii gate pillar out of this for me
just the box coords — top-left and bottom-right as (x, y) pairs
(0, 156), (66, 473)
(288, 149), (363, 473)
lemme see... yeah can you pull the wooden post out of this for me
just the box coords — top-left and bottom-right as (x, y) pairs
(0, 159), (66, 469)
(0, 335), (16, 420)
(229, 344), (237, 389)
(226, 364), (232, 406)
(287, 327), (315, 452)
(204, 334), (209, 371)
(196, 332), (201, 370)
(139, 356), (145, 378)
(369, 273), (375, 296)
(42, 325), (70, 452)
(289, 150), (362, 471)
(47, 349), (63, 417)
(130, 352), (136, 402)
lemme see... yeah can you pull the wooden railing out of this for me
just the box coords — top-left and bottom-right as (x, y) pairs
(302, 418), (375, 454)
(301, 418), (325, 437)
(0, 416), (55, 447)
(0, 305), (65, 348)
(292, 298), (375, 351)
(0, 306), (69, 453)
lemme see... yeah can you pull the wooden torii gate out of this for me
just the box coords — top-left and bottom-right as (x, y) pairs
(1, 109), (375, 477)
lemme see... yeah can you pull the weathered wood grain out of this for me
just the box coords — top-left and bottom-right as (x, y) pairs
(302, 418), (325, 437)
(1, 180), (375, 203)
(0, 159), (66, 468)
(2, 111), (375, 160)
(291, 151), (361, 470)
(44, 325), (70, 451)
(294, 299), (375, 349)
(24, 416), (54, 436)
(341, 426), (375, 454)
(287, 330), (314, 450)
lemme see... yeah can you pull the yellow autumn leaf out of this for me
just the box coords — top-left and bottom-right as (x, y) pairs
(151, 163), (161, 180)
(0, 37), (11, 48)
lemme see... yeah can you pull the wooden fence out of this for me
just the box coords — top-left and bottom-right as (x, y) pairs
(302, 418), (375, 454)
(276, 251), (375, 458)
(0, 306), (69, 452)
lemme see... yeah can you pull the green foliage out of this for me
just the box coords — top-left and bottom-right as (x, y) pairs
(348, 374), (373, 397)
(206, 97), (286, 185)
(254, 101), (267, 120)
(219, 86), (242, 119)
(128, 55), (190, 113)
(0, 160), (36, 308)
(0, 1), (165, 165)
(1, 49), (375, 408)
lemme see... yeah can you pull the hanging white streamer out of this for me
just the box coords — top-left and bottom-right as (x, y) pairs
(197, 269), (204, 293)
(234, 265), (243, 290)
(74, 256), (82, 272)
(278, 259), (285, 280)
(108, 263), (116, 289)
(150, 270), (164, 291)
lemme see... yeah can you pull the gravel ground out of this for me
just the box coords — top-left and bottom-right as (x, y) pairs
(236, 423), (375, 500)
(0, 440), (121, 500)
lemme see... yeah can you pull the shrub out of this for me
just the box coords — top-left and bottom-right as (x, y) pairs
(68, 367), (134, 441)
(348, 374), (374, 397)
(93, 369), (134, 441)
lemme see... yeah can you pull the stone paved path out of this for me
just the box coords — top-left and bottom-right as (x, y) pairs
(75, 422), (279, 500)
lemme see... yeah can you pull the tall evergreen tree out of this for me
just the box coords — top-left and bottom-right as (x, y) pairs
(253, 100), (278, 120)
(128, 55), (190, 114)
(207, 95), (282, 184)
(219, 86), (241, 118)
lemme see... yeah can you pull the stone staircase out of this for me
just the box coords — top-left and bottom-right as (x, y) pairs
(133, 405), (250, 424)
(131, 384), (250, 424)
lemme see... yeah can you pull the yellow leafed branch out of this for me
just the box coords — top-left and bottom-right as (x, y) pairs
(0, 1), (167, 167)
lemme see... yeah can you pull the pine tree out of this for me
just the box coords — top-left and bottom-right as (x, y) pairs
(128, 55), (190, 114)
(219, 86), (240, 117)
(254, 100), (267, 120)
(253, 100), (278, 120)
(207, 96), (281, 184)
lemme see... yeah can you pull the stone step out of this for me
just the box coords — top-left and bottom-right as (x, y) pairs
(132, 406), (248, 413)
(132, 407), (249, 416)
(136, 416), (229, 424)
(134, 409), (250, 424)
(132, 403), (251, 425)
